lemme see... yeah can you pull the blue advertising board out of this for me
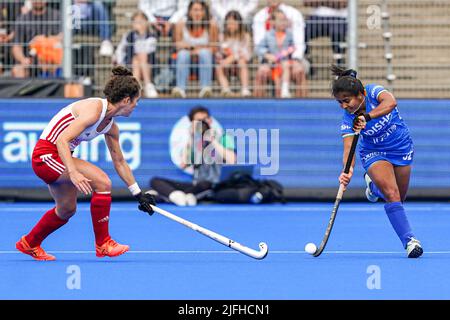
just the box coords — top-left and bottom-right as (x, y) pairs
(1, 98), (449, 189)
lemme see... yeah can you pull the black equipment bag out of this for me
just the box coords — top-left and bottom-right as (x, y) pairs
(212, 172), (285, 204)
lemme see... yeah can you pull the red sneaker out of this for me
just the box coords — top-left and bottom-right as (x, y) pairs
(16, 236), (56, 261)
(96, 237), (129, 258)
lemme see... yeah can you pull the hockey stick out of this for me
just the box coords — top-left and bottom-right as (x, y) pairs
(151, 205), (269, 260)
(312, 132), (360, 257)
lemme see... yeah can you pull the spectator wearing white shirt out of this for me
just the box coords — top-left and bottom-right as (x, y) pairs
(210, 0), (259, 27)
(138, 0), (189, 37)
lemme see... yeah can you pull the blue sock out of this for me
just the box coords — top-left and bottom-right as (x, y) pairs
(384, 202), (414, 248)
(370, 181), (385, 200)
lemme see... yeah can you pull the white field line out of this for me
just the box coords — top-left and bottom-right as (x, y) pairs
(1, 250), (450, 255)
(1, 206), (450, 213)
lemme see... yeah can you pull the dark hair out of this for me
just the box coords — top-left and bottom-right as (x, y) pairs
(188, 105), (210, 121)
(224, 10), (245, 40)
(330, 65), (365, 96)
(186, 0), (211, 32)
(103, 66), (141, 104)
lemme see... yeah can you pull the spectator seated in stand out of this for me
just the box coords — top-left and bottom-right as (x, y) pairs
(255, 8), (308, 98)
(0, 1), (23, 76)
(210, 0), (259, 29)
(114, 11), (158, 98)
(11, 0), (62, 78)
(171, 0), (219, 98)
(304, 0), (348, 66)
(215, 10), (252, 97)
(138, 0), (189, 38)
(72, 0), (114, 57)
(252, 0), (309, 97)
(137, 0), (190, 93)
(149, 106), (236, 206)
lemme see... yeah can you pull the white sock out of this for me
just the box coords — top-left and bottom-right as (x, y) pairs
(169, 191), (187, 206)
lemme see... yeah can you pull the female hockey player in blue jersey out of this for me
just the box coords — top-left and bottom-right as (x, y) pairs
(331, 65), (423, 258)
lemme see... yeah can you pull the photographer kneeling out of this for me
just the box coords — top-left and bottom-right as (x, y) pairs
(150, 107), (236, 206)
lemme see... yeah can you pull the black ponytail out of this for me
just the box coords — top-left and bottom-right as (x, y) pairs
(330, 65), (365, 96)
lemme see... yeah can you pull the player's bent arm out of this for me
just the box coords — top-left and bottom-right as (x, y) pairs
(342, 135), (356, 169)
(105, 123), (136, 187)
(367, 91), (397, 119)
(56, 101), (101, 174)
(55, 102), (101, 194)
(339, 135), (355, 185)
(105, 123), (155, 214)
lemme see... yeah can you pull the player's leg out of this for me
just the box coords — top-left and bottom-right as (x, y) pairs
(16, 182), (77, 261)
(394, 165), (411, 202)
(368, 161), (422, 257)
(367, 160), (401, 202)
(70, 158), (129, 257)
(363, 171), (381, 202)
(392, 164), (422, 256)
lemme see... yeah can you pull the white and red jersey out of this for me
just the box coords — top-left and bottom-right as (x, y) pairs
(39, 98), (114, 151)
(32, 98), (114, 184)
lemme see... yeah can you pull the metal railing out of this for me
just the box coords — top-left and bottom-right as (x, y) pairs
(1, 0), (449, 98)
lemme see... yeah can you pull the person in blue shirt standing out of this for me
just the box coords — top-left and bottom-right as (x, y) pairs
(331, 65), (423, 258)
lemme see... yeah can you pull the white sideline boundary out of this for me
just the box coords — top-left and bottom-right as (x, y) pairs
(1, 250), (450, 255)
(1, 205), (450, 213)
